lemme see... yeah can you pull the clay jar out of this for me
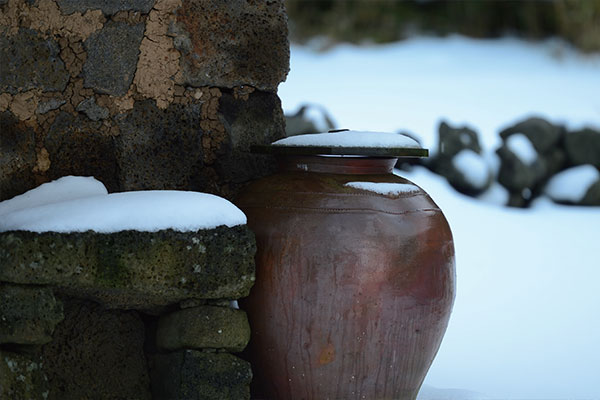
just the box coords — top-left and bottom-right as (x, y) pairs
(236, 154), (455, 400)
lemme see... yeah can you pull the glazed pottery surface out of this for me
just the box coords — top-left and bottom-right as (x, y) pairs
(236, 156), (455, 400)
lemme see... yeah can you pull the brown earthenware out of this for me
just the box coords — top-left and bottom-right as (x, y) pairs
(236, 155), (455, 400)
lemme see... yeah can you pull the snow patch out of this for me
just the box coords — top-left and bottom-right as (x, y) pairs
(452, 149), (489, 188)
(0, 176), (107, 217)
(544, 164), (599, 203)
(273, 130), (421, 148)
(506, 133), (537, 165)
(344, 181), (419, 196)
(0, 178), (246, 233)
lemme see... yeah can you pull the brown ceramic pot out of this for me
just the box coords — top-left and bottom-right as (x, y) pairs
(236, 155), (455, 400)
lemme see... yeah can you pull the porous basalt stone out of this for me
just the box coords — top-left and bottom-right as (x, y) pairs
(42, 299), (151, 400)
(499, 117), (565, 153)
(0, 28), (69, 94)
(75, 96), (109, 121)
(83, 20), (145, 96)
(57, 0), (155, 15)
(151, 350), (252, 400)
(114, 99), (205, 191)
(0, 283), (64, 345)
(45, 111), (120, 192)
(213, 89), (284, 196)
(0, 226), (256, 309)
(0, 350), (49, 400)
(0, 111), (37, 201)
(156, 305), (250, 352)
(428, 121), (491, 196)
(173, 0), (289, 92)
(564, 128), (600, 168)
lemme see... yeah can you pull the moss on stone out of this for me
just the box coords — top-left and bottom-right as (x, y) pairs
(156, 305), (250, 352)
(0, 226), (256, 309)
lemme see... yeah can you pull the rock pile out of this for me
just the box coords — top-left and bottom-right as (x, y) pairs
(429, 118), (600, 207)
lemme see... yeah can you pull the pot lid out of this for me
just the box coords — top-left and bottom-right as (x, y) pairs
(251, 129), (428, 157)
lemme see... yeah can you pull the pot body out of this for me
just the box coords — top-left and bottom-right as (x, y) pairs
(236, 156), (455, 400)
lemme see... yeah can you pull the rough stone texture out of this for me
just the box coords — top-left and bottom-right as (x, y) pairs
(0, 284), (64, 345)
(57, 0), (155, 15)
(496, 144), (546, 192)
(499, 117), (565, 153)
(42, 299), (151, 400)
(436, 121), (482, 157)
(496, 117), (569, 207)
(173, 0), (289, 92)
(83, 20), (145, 96)
(36, 98), (66, 115)
(214, 90), (285, 195)
(156, 305), (250, 352)
(0, 111), (37, 201)
(75, 96), (109, 121)
(151, 350), (252, 400)
(0, 226), (256, 309)
(564, 128), (600, 168)
(0, 29), (69, 95)
(114, 99), (205, 191)
(45, 111), (120, 192)
(0, 350), (50, 400)
(428, 121), (491, 196)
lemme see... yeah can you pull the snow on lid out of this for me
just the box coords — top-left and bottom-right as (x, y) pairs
(506, 133), (537, 166)
(0, 178), (246, 233)
(0, 176), (107, 217)
(544, 164), (599, 203)
(272, 130), (422, 148)
(452, 149), (490, 189)
(344, 181), (420, 196)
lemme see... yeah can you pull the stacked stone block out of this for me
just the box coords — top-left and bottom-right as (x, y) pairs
(0, 227), (257, 399)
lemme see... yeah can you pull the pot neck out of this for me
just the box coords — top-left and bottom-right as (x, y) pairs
(276, 155), (397, 175)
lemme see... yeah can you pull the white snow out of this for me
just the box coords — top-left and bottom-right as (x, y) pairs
(476, 182), (510, 206)
(0, 176), (107, 217)
(0, 177), (246, 233)
(451, 149), (490, 188)
(344, 181), (419, 196)
(544, 164), (599, 203)
(397, 167), (600, 400)
(505, 133), (538, 165)
(280, 36), (600, 399)
(279, 36), (600, 151)
(272, 130), (421, 148)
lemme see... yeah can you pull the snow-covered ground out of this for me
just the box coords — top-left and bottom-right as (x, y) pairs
(279, 36), (600, 399)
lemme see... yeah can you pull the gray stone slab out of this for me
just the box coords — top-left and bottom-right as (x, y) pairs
(0, 284), (64, 345)
(83, 21), (145, 96)
(151, 350), (252, 400)
(0, 29), (69, 94)
(57, 0), (155, 15)
(0, 226), (256, 309)
(156, 306), (250, 352)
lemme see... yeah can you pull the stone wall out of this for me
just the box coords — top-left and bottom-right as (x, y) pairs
(1, 0), (290, 398)
(0, 0), (289, 201)
(0, 227), (257, 399)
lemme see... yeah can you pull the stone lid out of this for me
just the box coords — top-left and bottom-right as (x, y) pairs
(252, 129), (428, 158)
